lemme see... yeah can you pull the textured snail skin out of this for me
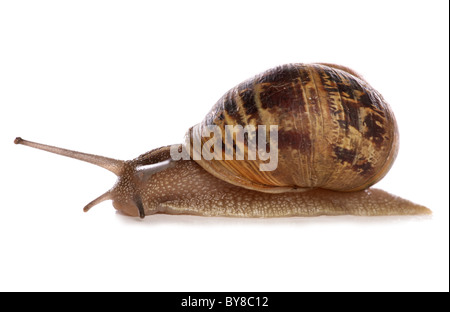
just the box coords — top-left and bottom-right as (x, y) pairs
(112, 146), (430, 217)
(14, 63), (431, 218)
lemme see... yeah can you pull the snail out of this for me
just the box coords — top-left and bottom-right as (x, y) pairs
(14, 63), (430, 218)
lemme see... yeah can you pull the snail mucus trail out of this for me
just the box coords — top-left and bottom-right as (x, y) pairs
(14, 63), (431, 218)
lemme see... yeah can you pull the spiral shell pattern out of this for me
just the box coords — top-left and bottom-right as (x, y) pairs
(187, 63), (399, 192)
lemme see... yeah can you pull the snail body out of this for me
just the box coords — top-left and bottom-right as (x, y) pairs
(14, 63), (430, 218)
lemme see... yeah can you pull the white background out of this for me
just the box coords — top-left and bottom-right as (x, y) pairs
(0, 0), (448, 292)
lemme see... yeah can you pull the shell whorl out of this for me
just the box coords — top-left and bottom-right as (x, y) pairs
(187, 63), (399, 193)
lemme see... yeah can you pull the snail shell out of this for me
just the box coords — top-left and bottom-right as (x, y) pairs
(187, 63), (399, 193)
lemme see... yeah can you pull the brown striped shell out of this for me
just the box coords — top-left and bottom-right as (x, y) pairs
(186, 63), (399, 193)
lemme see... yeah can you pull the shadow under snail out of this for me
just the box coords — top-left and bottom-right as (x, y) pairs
(14, 63), (431, 218)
